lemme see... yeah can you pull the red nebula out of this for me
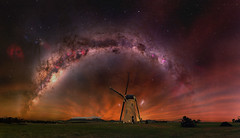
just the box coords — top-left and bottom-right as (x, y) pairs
(7, 44), (24, 60)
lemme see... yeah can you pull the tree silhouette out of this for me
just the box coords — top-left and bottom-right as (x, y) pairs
(181, 116), (195, 127)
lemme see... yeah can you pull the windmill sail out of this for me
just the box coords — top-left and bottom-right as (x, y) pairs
(125, 73), (129, 95)
(135, 98), (141, 121)
(109, 87), (125, 100)
(120, 101), (125, 121)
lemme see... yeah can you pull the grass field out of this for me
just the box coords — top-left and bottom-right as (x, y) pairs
(0, 122), (240, 138)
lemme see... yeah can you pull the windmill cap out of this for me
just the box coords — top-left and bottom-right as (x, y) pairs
(125, 95), (135, 99)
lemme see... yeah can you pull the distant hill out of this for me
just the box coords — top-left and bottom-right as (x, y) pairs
(68, 116), (105, 123)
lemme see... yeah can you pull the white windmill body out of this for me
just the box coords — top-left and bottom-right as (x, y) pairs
(110, 74), (141, 123)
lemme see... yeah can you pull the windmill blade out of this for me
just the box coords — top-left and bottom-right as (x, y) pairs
(135, 98), (141, 121)
(125, 73), (129, 95)
(109, 87), (125, 100)
(120, 101), (125, 121)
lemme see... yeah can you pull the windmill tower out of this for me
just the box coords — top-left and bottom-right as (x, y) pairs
(109, 74), (141, 123)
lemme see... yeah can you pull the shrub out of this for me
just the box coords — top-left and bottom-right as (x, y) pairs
(220, 122), (232, 127)
(181, 116), (195, 127)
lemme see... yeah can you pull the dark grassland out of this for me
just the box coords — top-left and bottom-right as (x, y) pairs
(0, 122), (240, 137)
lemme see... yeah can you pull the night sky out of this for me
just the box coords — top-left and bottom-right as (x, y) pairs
(0, 0), (240, 122)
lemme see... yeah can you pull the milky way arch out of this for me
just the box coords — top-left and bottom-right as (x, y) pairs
(22, 32), (187, 116)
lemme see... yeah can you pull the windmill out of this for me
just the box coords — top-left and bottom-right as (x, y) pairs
(109, 74), (141, 123)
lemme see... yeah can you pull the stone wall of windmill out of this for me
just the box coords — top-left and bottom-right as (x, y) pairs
(109, 73), (141, 123)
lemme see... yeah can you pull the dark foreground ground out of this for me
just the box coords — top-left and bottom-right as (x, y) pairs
(0, 122), (240, 138)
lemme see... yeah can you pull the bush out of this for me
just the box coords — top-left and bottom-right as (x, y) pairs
(220, 122), (232, 127)
(181, 116), (195, 127)
(0, 117), (24, 124)
(193, 119), (201, 124)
